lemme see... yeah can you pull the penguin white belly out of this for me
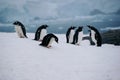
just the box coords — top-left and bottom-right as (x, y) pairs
(91, 30), (97, 45)
(15, 25), (25, 38)
(47, 38), (55, 47)
(69, 30), (75, 43)
(39, 29), (47, 41)
(76, 31), (83, 45)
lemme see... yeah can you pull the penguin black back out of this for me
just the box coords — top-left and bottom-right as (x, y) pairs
(66, 26), (76, 43)
(72, 26), (83, 44)
(40, 34), (51, 46)
(34, 25), (48, 40)
(40, 33), (58, 47)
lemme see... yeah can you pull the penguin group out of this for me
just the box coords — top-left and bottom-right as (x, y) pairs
(66, 25), (102, 47)
(13, 21), (102, 48)
(66, 26), (83, 46)
(13, 21), (58, 48)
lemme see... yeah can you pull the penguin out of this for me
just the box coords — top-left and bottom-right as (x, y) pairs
(13, 21), (28, 38)
(72, 26), (83, 45)
(66, 26), (76, 43)
(87, 25), (102, 47)
(40, 33), (58, 48)
(34, 25), (48, 41)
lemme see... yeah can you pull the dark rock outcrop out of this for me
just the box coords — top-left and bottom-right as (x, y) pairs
(101, 29), (120, 45)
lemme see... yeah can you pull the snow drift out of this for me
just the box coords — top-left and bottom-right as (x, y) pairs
(0, 32), (120, 80)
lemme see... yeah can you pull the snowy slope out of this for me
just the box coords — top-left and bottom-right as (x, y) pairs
(0, 32), (120, 80)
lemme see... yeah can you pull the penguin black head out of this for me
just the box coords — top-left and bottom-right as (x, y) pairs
(87, 25), (91, 28)
(77, 26), (83, 31)
(39, 24), (48, 29)
(72, 26), (76, 29)
(87, 25), (96, 30)
(13, 21), (19, 25)
(55, 36), (59, 43)
(13, 21), (24, 27)
(68, 26), (76, 30)
(50, 34), (59, 43)
(43, 24), (48, 29)
(87, 25), (98, 32)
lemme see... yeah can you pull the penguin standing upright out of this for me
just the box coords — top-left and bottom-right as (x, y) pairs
(87, 25), (102, 47)
(66, 26), (76, 43)
(13, 21), (28, 38)
(72, 26), (83, 45)
(40, 33), (58, 48)
(34, 25), (48, 41)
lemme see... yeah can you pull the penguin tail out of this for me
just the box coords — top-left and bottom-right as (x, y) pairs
(97, 44), (102, 47)
(39, 43), (42, 45)
(71, 42), (75, 44)
(33, 39), (35, 40)
(33, 38), (38, 41)
(25, 35), (28, 38)
(33, 39), (36, 40)
(66, 40), (69, 43)
(39, 43), (44, 46)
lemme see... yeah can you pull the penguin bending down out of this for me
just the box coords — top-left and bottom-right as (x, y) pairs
(72, 26), (83, 45)
(66, 26), (76, 43)
(40, 33), (58, 48)
(34, 25), (48, 41)
(13, 21), (28, 38)
(87, 25), (102, 47)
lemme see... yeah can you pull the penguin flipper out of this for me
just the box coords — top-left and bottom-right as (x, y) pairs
(21, 26), (28, 38)
(66, 37), (69, 43)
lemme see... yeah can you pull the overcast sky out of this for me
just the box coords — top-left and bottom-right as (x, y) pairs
(0, 0), (120, 19)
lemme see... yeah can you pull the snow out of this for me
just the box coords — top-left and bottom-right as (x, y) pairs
(0, 32), (120, 80)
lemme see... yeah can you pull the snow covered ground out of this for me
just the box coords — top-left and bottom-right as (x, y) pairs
(0, 32), (120, 80)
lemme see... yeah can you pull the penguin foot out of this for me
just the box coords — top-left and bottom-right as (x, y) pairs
(20, 36), (25, 38)
(47, 45), (52, 48)
(76, 44), (80, 46)
(39, 40), (42, 42)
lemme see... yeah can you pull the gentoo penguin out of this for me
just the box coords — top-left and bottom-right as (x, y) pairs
(66, 26), (76, 43)
(72, 26), (83, 45)
(13, 21), (27, 38)
(87, 25), (102, 47)
(34, 25), (48, 41)
(40, 33), (58, 48)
